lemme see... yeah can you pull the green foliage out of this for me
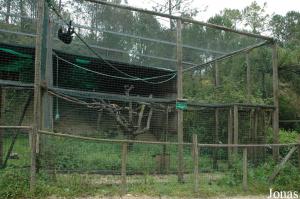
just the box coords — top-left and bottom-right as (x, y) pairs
(0, 170), (30, 199)
(267, 128), (299, 144)
(242, 2), (269, 33)
(249, 160), (300, 191)
(279, 129), (299, 144)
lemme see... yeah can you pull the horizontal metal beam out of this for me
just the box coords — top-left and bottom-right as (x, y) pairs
(84, 0), (274, 41)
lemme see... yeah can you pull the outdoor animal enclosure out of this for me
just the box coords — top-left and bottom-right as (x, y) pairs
(0, 0), (299, 195)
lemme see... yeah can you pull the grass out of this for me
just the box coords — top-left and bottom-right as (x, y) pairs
(2, 135), (30, 168)
(0, 169), (286, 199)
(0, 136), (300, 198)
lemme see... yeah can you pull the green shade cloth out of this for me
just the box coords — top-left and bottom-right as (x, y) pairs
(76, 58), (91, 65)
(0, 47), (33, 82)
(0, 47), (32, 58)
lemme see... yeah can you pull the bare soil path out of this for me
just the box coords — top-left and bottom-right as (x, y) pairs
(49, 195), (268, 199)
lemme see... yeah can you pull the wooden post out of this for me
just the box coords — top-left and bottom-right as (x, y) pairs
(254, 109), (258, 163)
(213, 108), (219, 169)
(162, 106), (169, 174)
(246, 52), (251, 102)
(121, 143), (128, 195)
(192, 134), (199, 194)
(233, 105), (239, 154)
(213, 62), (219, 169)
(248, 109), (254, 160)
(0, 88), (6, 168)
(298, 143), (300, 172)
(96, 110), (103, 131)
(31, 0), (45, 192)
(214, 62), (220, 86)
(243, 147), (248, 191)
(269, 146), (297, 182)
(176, 19), (184, 183)
(228, 108), (233, 166)
(272, 43), (279, 162)
(39, 16), (53, 159)
(42, 19), (53, 131)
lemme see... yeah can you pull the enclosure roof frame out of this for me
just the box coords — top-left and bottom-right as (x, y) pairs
(84, 0), (274, 42)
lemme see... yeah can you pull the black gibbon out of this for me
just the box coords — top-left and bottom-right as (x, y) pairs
(58, 20), (75, 44)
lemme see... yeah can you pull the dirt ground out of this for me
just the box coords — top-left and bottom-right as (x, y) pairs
(49, 195), (267, 199)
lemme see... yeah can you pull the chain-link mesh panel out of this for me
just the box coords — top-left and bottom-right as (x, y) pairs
(0, 88), (32, 169)
(50, 95), (175, 142)
(0, 0), (292, 197)
(183, 46), (273, 105)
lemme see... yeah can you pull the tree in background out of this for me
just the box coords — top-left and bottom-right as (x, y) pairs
(152, 0), (204, 29)
(242, 1), (270, 34)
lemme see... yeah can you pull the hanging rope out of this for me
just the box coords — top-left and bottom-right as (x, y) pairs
(53, 52), (176, 84)
(55, 56), (60, 120)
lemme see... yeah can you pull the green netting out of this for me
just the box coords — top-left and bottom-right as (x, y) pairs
(0, 47), (32, 59)
(0, 47), (33, 82)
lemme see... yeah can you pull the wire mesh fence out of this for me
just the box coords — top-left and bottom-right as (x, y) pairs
(0, 87), (32, 170)
(34, 132), (300, 196)
(0, 0), (292, 197)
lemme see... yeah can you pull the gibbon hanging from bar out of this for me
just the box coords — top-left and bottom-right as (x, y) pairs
(58, 20), (75, 44)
